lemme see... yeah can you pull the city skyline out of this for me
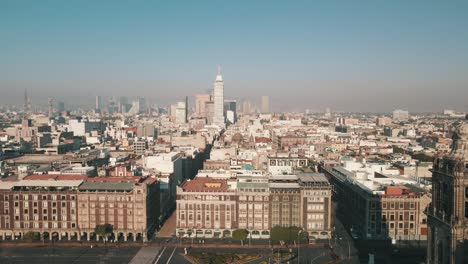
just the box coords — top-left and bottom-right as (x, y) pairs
(1, 1), (468, 112)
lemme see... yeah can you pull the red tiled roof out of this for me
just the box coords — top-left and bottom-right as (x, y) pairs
(384, 186), (414, 196)
(23, 174), (88, 181)
(255, 137), (270, 143)
(86, 176), (141, 183)
(181, 177), (231, 192)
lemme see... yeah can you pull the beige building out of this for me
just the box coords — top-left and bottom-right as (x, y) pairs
(176, 173), (332, 240)
(0, 175), (159, 242)
(176, 177), (237, 238)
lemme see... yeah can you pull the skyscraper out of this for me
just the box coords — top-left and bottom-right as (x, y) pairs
(213, 67), (225, 128)
(95, 95), (102, 114)
(138, 97), (146, 115)
(57, 101), (65, 113)
(195, 94), (211, 118)
(48, 97), (55, 117)
(261, 95), (270, 114)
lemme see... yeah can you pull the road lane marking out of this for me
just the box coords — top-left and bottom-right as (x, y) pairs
(153, 247), (167, 264)
(165, 247), (177, 264)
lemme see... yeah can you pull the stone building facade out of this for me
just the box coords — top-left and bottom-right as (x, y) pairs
(176, 173), (332, 240)
(427, 122), (468, 263)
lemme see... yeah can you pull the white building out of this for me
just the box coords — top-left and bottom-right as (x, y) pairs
(175, 101), (187, 124)
(213, 68), (225, 128)
(393, 109), (409, 121)
(261, 95), (270, 114)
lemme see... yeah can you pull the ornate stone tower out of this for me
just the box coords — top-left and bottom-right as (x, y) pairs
(427, 120), (468, 263)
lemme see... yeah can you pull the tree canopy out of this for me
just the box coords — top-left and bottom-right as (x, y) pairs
(232, 229), (249, 241)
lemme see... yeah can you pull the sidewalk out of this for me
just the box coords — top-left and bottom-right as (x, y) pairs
(157, 211), (176, 238)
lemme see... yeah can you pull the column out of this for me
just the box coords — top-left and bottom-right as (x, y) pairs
(87, 233), (90, 241)
(58, 233), (62, 240)
(124, 233), (128, 242)
(67, 233), (71, 240)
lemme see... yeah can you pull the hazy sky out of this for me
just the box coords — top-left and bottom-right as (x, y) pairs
(1, 0), (468, 112)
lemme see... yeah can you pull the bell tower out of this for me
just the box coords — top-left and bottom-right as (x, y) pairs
(427, 119), (468, 263)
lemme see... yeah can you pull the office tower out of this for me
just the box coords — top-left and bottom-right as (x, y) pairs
(427, 121), (468, 263)
(125, 100), (140, 116)
(261, 95), (270, 114)
(175, 101), (187, 124)
(213, 67), (225, 128)
(23, 89), (31, 115)
(107, 97), (117, 115)
(242, 100), (252, 115)
(224, 100), (237, 124)
(205, 101), (215, 125)
(47, 97), (55, 117)
(195, 94), (211, 117)
(57, 101), (65, 113)
(138, 97), (146, 115)
(95, 95), (102, 113)
(393, 109), (409, 121)
(185, 96), (189, 123)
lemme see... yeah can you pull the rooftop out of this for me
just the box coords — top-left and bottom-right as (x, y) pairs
(181, 177), (231, 192)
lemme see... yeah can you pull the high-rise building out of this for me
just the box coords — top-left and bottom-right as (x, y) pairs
(195, 94), (211, 118)
(213, 68), (225, 128)
(138, 97), (146, 115)
(261, 96), (270, 114)
(23, 89), (32, 116)
(242, 100), (252, 115)
(48, 97), (55, 117)
(57, 101), (65, 113)
(205, 101), (215, 125)
(427, 121), (468, 263)
(392, 109), (409, 122)
(95, 95), (102, 113)
(224, 100), (237, 125)
(175, 101), (187, 124)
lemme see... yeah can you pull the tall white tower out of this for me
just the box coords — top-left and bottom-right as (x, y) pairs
(213, 67), (225, 128)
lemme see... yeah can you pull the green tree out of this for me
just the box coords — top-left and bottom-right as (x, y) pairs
(412, 153), (434, 162)
(95, 224), (113, 243)
(270, 226), (302, 244)
(392, 146), (405, 154)
(23, 231), (40, 242)
(232, 229), (249, 245)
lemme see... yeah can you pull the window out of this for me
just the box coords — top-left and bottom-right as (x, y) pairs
(409, 203), (415, 209)
(399, 203), (404, 209)
(398, 223), (403, 228)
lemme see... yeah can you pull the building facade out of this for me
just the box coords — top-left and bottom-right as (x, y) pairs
(427, 122), (468, 263)
(176, 173), (332, 240)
